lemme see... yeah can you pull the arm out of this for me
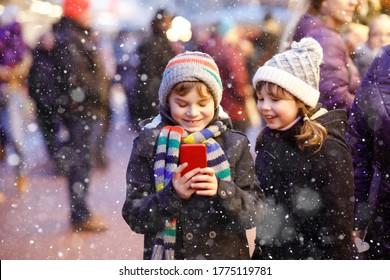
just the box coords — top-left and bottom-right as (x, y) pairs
(214, 135), (266, 229)
(122, 136), (185, 234)
(312, 30), (358, 111)
(347, 79), (375, 232)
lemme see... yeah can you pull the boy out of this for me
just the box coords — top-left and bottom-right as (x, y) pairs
(122, 51), (266, 260)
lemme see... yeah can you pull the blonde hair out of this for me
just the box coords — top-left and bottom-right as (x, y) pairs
(256, 82), (327, 153)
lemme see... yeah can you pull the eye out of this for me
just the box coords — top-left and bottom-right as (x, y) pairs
(176, 101), (187, 107)
(256, 95), (264, 101)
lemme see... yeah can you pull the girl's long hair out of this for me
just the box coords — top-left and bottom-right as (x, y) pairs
(256, 82), (327, 153)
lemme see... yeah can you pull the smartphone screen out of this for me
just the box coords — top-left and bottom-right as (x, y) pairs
(179, 144), (207, 175)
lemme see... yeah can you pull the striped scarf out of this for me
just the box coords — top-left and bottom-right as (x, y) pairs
(151, 121), (231, 259)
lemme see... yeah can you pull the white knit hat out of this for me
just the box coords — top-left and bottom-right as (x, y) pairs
(158, 51), (223, 109)
(252, 37), (323, 108)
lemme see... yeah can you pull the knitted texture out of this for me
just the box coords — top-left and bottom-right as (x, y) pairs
(252, 37), (323, 108)
(158, 51), (223, 109)
(151, 122), (231, 259)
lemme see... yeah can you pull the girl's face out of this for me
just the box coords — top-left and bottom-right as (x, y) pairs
(256, 83), (300, 130)
(168, 85), (215, 133)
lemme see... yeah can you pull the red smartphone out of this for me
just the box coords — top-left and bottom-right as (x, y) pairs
(179, 144), (207, 175)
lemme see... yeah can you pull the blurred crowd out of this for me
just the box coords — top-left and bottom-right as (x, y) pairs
(0, 0), (390, 259)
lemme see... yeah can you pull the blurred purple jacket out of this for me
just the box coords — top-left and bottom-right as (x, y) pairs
(293, 14), (361, 113)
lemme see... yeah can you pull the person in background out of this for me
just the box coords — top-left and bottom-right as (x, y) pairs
(0, 4), (31, 193)
(133, 9), (176, 129)
(51, 0), (108, 232)
(202, 18), (253, 133)
(282, 0), (361, 113)
(353, 14), (390, 78)
(89, 30), (112, 169)
(28, 31), (62, 173)
(341, 22), (368, 58)
(347, 45), (390, 259)
(122, 51), (266, 260)
(252, 38), (354, 259)
(112, 29), (140, 129)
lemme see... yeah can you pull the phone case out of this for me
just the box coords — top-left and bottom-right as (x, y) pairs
(179, 144), (207, 175)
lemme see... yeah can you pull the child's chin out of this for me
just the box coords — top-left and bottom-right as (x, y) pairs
(184, 125), (205, 133)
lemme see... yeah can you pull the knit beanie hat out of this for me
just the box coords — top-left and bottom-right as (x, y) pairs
(252, 37), (323, 108)
(158, 51), (223, 109)
(62, 0), (90, 21)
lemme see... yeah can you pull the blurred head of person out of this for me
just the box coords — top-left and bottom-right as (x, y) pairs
(367, 14), (390, 51)
(39, 32), (55, 51)
(151, 9), (173, 36)
(341, 22), (369, 54)
(62, 0), (91, 28)
(310, 0), (360, 29)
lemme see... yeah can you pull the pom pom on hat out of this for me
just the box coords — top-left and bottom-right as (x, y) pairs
(62, 0), (90, 21)
(158, 51), (223, 109)
(252, 37), (323, 108)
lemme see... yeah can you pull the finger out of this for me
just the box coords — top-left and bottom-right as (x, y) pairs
(191, 174), (212, 183)
(191, 182), (213, 190)
(181, 167), (201, 180)
(199, 167), (215, 176)
(173, 162), (188, 179)
(195, 189), (217, 197)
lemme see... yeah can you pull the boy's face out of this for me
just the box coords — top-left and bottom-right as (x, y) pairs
(168, 88), (215, 133)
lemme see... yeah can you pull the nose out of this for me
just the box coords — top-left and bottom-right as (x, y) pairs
(259, 99), (271, 111)
(187, 105), (199, 117)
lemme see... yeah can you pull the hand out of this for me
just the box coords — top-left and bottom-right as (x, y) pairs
(172, 163), (199, 200)
(351, 230), (365, 241)
(190, 167), (218, 197)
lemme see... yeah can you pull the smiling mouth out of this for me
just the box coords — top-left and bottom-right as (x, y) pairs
(264, 115), (276, 121)
(184, 119), (201, 125)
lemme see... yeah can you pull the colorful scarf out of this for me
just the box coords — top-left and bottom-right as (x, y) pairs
(151, 121), (231, 259)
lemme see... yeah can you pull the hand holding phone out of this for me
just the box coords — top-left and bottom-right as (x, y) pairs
(179, 144), (207, 176)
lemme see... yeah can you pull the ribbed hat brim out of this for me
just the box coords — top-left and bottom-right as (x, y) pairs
(252, 66), (320, 108)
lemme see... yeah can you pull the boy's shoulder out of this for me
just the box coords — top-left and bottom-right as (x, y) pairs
(220, 128), (250, 146)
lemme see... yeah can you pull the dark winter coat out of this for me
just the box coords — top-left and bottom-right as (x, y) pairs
(134, 31), (176, 122)
(51, 17), (107, 119)
(254, 109), (354, 259)
(294, 14), (361, 112)
(347, 45), (390, 258)
(122, 116), (266, 260)
(28, 42), (60, 111)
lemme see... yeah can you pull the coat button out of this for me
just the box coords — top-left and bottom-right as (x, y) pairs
(185, 232), (193, 240)
(220, 190), (227, 197)
(209, 231), (217, 238)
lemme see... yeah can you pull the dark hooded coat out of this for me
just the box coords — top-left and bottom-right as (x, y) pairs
(254, 109), (354, 259)
(347, 45), (390, 259)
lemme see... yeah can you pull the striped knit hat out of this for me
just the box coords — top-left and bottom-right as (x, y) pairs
(252, 37), (323, 108)
(158, 51), (223, 109)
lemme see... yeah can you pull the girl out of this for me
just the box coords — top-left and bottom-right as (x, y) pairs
(252, 38), (354, 259)
(122, 51), (266, 260)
